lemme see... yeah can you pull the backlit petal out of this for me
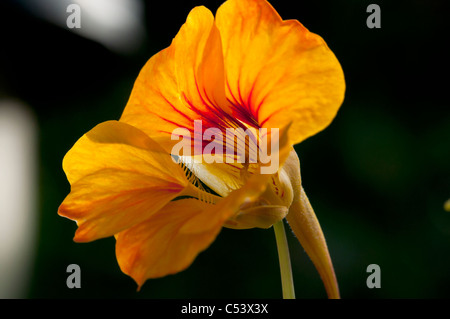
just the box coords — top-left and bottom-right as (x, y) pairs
(283, 150), (340, 299)
(115, 199), (220, 289)
(173, 6), (230, 115)
(116, 168), (278, 289)
(215, 0), (345, 145)
(58, 121), (189, 242)
(120, 6), (232, 152)
(119, 43), (195, 152)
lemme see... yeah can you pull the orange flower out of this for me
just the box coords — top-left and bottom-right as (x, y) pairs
(59, 0), (345, 298)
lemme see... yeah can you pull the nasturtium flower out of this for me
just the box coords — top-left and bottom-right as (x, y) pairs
(59, 0), (345, 298)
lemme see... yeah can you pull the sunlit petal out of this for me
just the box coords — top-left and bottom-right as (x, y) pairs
(119, 42), (194, 153)
(173, 6), (230, 115)
(115, 199), (220, 289)
(59, 121), (189, 242)
(120, 6), (232, 152)
(216, 0), (345, 145)
(116, 167), (281, 289)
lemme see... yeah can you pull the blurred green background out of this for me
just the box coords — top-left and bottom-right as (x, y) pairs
(0, 0), (449, 299)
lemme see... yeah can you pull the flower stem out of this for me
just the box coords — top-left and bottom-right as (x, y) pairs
(273, 219), (295, 299)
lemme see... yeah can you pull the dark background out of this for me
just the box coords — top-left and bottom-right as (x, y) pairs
(0, 0), (449, 298)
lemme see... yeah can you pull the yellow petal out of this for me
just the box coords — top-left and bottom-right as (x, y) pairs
(58, 121), (189, 242)
(115, 199), (220, 289)
(119, 40), (196, 153)
(215, 0), (345, 146)
(173, 6), (230, 114)
(116, 168), (279, 289)
(62, 120), (187, 185)
(120, 6), (232, 153)
(283, 150), (340, 299)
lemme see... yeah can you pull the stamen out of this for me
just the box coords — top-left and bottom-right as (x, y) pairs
(179, 162), (220, 205)
(181, 162), (204, 191)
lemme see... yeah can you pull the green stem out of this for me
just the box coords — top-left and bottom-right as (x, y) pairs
(273, 219), (295, 299)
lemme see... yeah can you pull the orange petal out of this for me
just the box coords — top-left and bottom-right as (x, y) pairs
(283, 150), (340, 299)
(115, 199), (220, 289)
(215, 0), (345, 146)
(120, 6), (232, 153)
(115, 127), (292, 289)
(119, 42), (195, 153)
(173, 6), (230, 115)
(58, 121), (189, 242)
(116, 167), (275, 289)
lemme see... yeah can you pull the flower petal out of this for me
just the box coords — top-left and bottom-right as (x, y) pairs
(58, 121), (189, 242)
(173, 6), (230, 116)
(283, 150), (340, 299)
(115, 199), (220, 289)
(62, 120), (186, 185)
(120, 6), (231, 152)
(116, 166), (277, 289)
(215, 0), (345, 145)
(119, 43), (195, 152)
